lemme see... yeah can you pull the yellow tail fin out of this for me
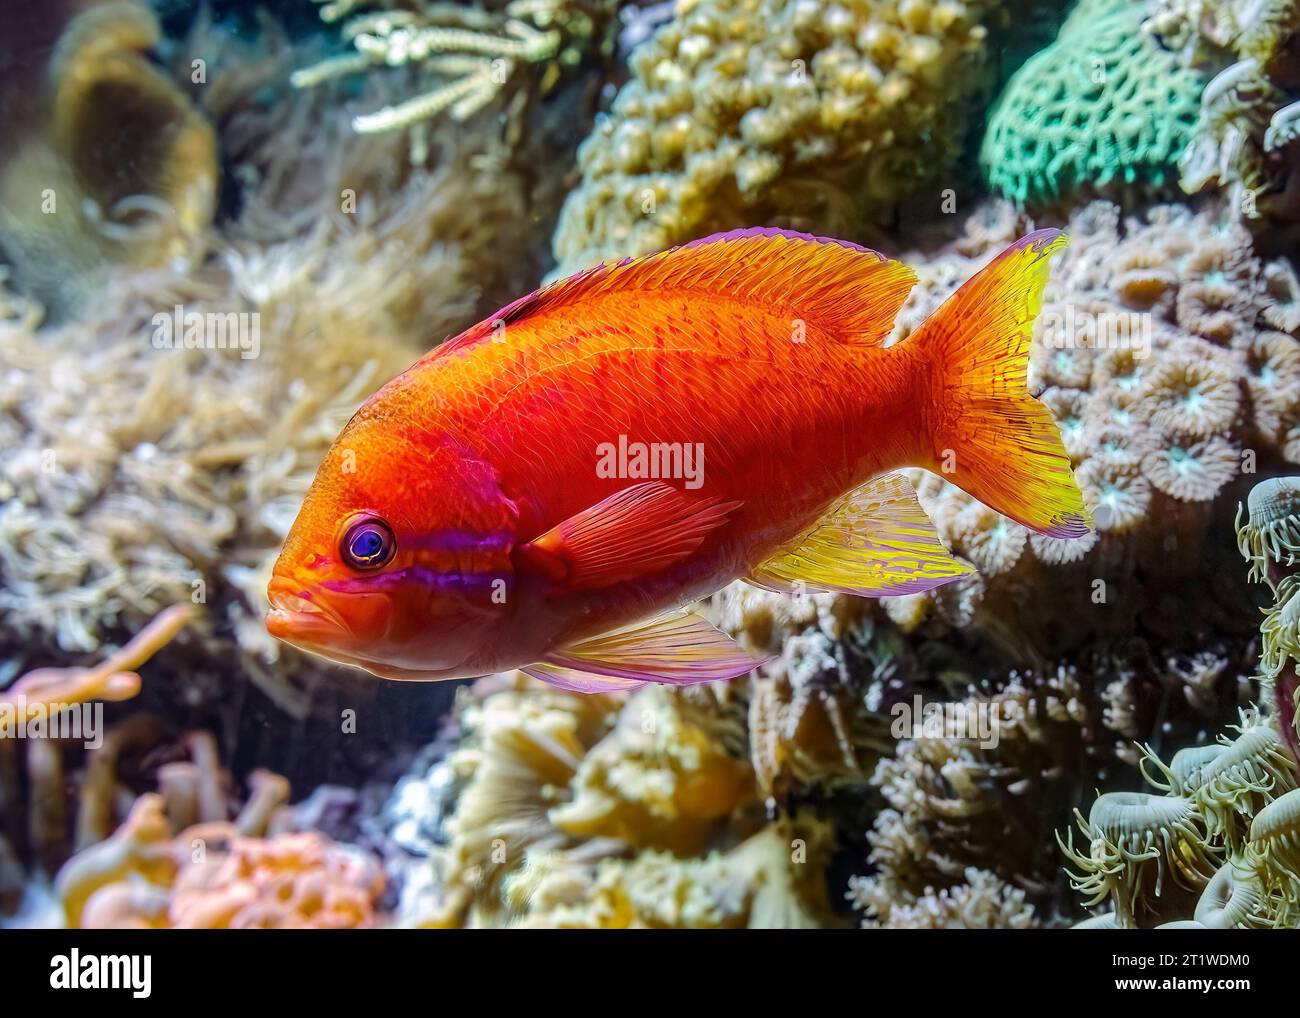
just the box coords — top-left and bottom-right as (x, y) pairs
(907, 229), (1092, 539)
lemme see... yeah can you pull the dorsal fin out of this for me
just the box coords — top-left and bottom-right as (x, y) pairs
(430, 228), (918, 361)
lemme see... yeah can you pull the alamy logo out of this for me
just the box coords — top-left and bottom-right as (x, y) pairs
(890, 695), (1004, 750)
(596, 434), (705, 490)
(1, 699), (102, 749)
(50, 951), (151, 998)
(151, 304), (261, 359)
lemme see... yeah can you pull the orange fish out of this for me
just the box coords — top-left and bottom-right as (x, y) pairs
(266, 228), (1091, 691)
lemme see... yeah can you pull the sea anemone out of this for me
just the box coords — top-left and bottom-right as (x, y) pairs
(1195, 719), (1298, 847)
(1236, 476), (1300, 584)
(1059, 791), (1218, 926)
(1247, 787), (1300, 889)
(1261, 578), (1300, 677)
(1195, 859), (1271, 928)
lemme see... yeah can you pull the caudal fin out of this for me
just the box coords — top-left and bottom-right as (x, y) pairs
(906, 229), (1092, 539)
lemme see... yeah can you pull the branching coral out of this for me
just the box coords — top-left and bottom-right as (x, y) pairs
(549, 0), (1032, 276)
(293, 0), (616, 154)
(1, 605), (194, 738)
(981, 0), (1205, 209)
(0, 606), (195, 900)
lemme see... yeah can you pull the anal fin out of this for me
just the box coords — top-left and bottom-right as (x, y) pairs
(747, 472), (973, 597)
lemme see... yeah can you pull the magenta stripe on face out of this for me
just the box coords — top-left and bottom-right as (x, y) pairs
(323, 566), (507, 595)
(398, 529), (514, 554)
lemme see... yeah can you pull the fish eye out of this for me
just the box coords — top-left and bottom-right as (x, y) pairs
(340, 515), (395, 571)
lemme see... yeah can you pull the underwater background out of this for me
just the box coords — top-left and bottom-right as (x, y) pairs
(2, 0), (1300, 930)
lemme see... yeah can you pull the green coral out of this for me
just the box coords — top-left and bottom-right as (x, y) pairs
(981, 0), (1205, 208)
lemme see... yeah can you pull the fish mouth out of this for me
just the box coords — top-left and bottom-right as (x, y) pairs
(265, 575), (350, 645)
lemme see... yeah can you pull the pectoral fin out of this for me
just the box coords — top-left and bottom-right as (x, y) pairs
(521, 611), (766, 692)
(514, 481), (740, 591)
(748, 472), (973, 597)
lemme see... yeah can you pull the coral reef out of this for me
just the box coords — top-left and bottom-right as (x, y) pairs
(981, 0), (1204, 209)
(1061, 475), (1300, 927)
(882, 198), (1300, 655)
(847, 865), (1036, 929)
(55, 783), (386, 928)
(3, 0), (1297, 938)
(370, 593), (1249, 929)
(510, 819), (838, 928)
(292, 0), (618, 156)
(711, 583), (892, 801)
(0, 18), (546, 714)
(1146, 0), (1300, 220)
(0, 606), (195, 912)
(550, 0), (1031, 276)
(0, 0), (217, 319)
(373, 674), (843, 928)
(1062, 709), (1299, 927)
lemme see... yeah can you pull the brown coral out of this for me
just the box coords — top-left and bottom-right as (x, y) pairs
(0, 606), (195, 892)
(1, 605), (194, 737)
(550, 0), (1019, 275)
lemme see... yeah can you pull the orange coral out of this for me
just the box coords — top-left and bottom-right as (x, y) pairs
(57, 789), (386, 929)
(1, 604), (194, 737)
